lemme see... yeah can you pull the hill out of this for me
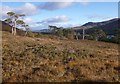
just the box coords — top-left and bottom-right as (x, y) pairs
(74, 18), (120, 35)
(2, 31), (119, 82)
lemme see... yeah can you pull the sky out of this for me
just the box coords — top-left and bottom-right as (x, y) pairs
(1, 2), (118, 30)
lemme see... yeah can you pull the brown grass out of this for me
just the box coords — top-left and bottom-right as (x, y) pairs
(2, 31), (119, 82)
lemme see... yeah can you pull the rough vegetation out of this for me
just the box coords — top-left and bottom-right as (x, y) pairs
(2, 31), (119, 82)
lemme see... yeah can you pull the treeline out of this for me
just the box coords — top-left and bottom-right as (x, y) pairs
(48, 25), (120, 44)
(100, 28), (120, 44)
(49, 25), (75, 39)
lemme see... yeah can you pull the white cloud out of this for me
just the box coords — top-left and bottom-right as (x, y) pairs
(30, 22), (81, 30)
(16, 3), (38, 15)
(32, 15), (71, 30)
(1, 3), (38, 19)
(31, 15), (81, 30)
(29, 15), (80, 30)
(1, 2), (89, 20)
(86, 14), (111, 19)
(23, 17), (33, 24)
(30, 23), (49, 30)
(1, 6), (14, 19)
(37, 15), (70, 24)
(51, 23), (81, 28)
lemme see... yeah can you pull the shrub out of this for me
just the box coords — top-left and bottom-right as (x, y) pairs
(27, 31), (34, 37)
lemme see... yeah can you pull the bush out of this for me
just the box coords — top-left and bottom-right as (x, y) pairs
(27, 31), (34, 37)
(99, 36), (118, 44)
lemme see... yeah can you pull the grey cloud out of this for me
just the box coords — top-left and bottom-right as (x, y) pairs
(39, 2), (73, 10)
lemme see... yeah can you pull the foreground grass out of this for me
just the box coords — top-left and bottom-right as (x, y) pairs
(2, 32), (119, 82)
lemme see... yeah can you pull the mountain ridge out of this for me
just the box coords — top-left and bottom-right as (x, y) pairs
(73, 18), (120, 35)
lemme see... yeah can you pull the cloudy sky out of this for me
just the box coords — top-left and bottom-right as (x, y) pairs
(1, 2), (118, 30)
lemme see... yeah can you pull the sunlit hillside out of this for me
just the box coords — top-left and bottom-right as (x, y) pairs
(2, 31), (119, 82)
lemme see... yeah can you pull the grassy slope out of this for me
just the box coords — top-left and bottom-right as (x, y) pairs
(2, 31), (119, 82)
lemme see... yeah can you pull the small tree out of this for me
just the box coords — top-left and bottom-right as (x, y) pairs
(5, 12), (15, 35)
(49, 25), (58, 35)
(5, 12), (25, 35)
(22, 24), (29, 36)
(16, 20), (30, 36)
(63, 28), (74, 39)
(27, 29), (34, 37)
(92, 28), (106, 41)
(74, 32), (79, 40)
(56, 27), (64, 37)
(24, 25), (29, 36)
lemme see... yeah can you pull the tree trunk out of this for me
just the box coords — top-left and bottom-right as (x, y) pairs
(95, 36), (98, 41)
(25, 31), (28, 36)
(14, 21), (16, 35)
(13, 20), (16, 35)
(76, 34), (78, 40)
(83, 28), (85, 40)
(12, 26), (14, 35)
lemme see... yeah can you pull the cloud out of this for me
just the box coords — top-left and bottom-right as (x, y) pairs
(39, 2), (73, 10)
(30, 15), (80, 30)
(1, 3), (38, 19)
(38, 1), (90, 11)
(1, 6), (14, 19)
(80, 0), (89, 6)
(30, 24), (49, 30)
(86, 14), (111, 19)
(30, 22), (81, 30)
(37, 15), (70, 24)
(51, 23), (81, 28)
(23, 17), (33, 24)
(16, 3), (38, 15)
(1, 2), (89, 19)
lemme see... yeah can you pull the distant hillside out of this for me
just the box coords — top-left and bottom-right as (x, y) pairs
(34, 29), (52, 34)
(1, 21), (25, 35)
(34, 18), (120, 35)
(74, 18), (120, 35)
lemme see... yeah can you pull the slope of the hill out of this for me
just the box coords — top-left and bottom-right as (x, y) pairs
(2, 31), (119, 82)
(1, 21), (25, 35)
(74, 18), (120, 35)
